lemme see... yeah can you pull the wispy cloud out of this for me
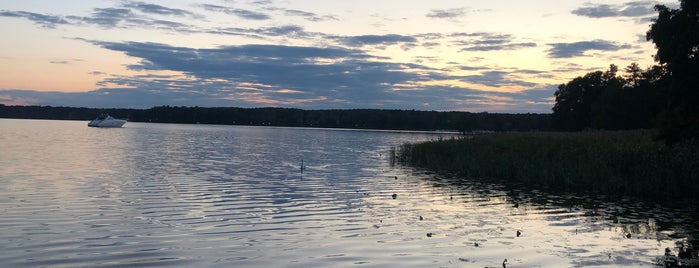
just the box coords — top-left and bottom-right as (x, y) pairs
(200, 4), (270, 20)
(83, 8), (133, 28)
(451, 32), (537, 52)
(426, 8), (468, 19)
(1, 5), (193, 31)
(122, 1), (198, 17)
(0, 10), (70, 28)
(571, 1), (659, 18)
(339, 34), (418, 47)
(49, 58), (83, 65)
(281, 9), (338, 21)
(547, 40), (631, 58)
(209, 24), (313, 39)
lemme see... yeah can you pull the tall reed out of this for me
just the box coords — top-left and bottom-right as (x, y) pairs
(398, 130), (699, 204)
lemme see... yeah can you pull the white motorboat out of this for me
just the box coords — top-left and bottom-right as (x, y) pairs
(88, 114), (126, 128)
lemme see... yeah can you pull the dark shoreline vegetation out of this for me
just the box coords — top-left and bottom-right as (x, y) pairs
(397, 130), (699, 207)
(0, 104), (551, 132)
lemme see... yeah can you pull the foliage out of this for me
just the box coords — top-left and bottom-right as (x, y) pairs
(647, 0), (699, 144)
(552, 65), (623, 130)
(398, 131), (699, 205)
(552, 64), (667, 131)
(592, 65), (669, 130)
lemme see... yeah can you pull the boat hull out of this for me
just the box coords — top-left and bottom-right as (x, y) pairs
(88, 118), (126, 127)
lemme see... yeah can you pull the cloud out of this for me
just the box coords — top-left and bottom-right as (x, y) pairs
(2, 5), (194, 31)
(87, 41), (417, 98)
(339, 34), (418, 47)
(83, 8), (133, 28)
(209, 24), (314, 40)
(459, 42), (537, 52)
(282, 9), (338, 21)
(451, 32), (537, 51)
(571, 1), (658, 18)
(0, 10), (70, 28)
(49, 58), (83, 64)
(78, 7), (193, 30)
(426, 8), (468, 19)
(0, 40), (549, 112)
(122, 1), (198, 17)
(547, 40), (631, 58)
(200, 4), (270, 20)
(254, 25), (306, 36)
(458, 71), (538, 88)
(1, 5), (328, 40)
(226, 8), (269, 20)
(249, 0), (273, 6)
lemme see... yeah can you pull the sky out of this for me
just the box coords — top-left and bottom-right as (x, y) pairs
(0, 0), (677, 113)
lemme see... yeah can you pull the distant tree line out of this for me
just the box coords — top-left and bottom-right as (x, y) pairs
(129, 106), (551, 132)
(0, 105), (133, 121)
(552, 0), (698, 145)
(0, 104), (551, 132)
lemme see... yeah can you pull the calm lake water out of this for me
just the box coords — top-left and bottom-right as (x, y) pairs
(1, 118), (697, 267)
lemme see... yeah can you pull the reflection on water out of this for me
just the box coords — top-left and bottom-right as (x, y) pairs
(0, 119), (696, 267)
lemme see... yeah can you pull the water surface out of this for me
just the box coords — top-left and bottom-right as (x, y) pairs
(0, 119), (695, 267)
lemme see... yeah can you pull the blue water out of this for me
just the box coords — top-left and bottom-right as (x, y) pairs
(0, 119), (695, 267)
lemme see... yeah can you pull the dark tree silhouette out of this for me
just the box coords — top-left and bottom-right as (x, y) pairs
(552, 65), (622, 130)
(647, 0), (699, 144)
(623, 63), (643, 88)
(552, 63), (667, 131)
(592, 64), (669, 130)
(589, 66), (627, 129)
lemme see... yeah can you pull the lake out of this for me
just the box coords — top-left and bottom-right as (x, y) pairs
(0, 119), (696, 267)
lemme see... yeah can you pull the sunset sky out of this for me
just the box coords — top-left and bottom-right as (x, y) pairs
(0, 0), (676, 112)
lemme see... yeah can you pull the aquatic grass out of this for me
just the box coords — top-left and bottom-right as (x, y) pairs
(397, 130), (699, 204)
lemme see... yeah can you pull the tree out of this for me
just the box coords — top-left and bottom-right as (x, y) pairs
(647, 0), (699, 144)
(593, 64), (672, 130)
(623, 63), (643, 88)
(552, 65), (622, 130)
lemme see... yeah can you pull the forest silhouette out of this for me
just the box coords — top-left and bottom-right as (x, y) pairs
(553, 0), (698, 145)
(0, 104), (550, 133)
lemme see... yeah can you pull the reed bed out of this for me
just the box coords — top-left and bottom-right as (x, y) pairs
(398, 130), (699, 204)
